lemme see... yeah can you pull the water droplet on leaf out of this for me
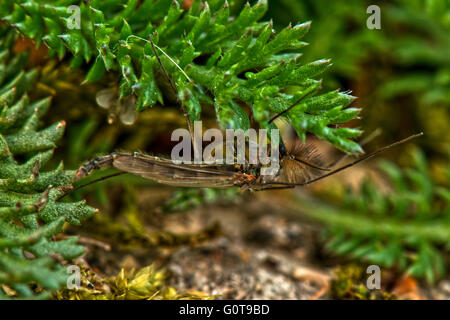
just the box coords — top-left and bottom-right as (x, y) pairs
(96, 88), (116, 109)
(119, 95), (137, 125)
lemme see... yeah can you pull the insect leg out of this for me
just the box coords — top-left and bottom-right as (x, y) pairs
(292, 157), (331, 171)
(59, 172), (126, 200)
(268, 86), (318, 124)
(254, 185), (295, 191)
(75, 153), (118, 180)
(149, 34), (195, 147)
(325, 128), (382, 169)
(275, 132), (423, 187)
(288, 130), (383, 172)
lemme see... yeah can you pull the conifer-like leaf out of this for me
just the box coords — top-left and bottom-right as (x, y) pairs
(0, 28), (96, 299)
(1, 0), (363, 153)
(299, 149), (450, 283)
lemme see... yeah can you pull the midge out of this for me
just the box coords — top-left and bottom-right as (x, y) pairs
(71, 34), (423, 192)
(74, 132), (423, 191)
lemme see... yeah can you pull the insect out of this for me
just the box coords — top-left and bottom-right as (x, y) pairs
(73, 132), (422, 192)
(68, 34), (423, 194)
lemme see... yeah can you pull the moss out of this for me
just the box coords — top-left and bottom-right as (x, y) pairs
(55, 264), (214, 300)
(330, 264), (396, 300)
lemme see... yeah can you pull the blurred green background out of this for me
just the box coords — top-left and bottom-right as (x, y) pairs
(3, 0), (450, 300)
(260, 0), (450, 285)
(264, 0), (450, 159)
(35, 0), (449, 287)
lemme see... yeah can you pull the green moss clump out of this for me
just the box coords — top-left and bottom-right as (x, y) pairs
(55, 264), (214, 300)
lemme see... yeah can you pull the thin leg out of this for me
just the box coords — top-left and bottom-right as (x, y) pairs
(275, 132), (423, 187)
(288, 129), (382, 172)
(149, 34), (195, 147)
(268, 88), (317, 124)
(254, 184), (295, 191)
(59, 172), (126, 200)
(292, 157), (331, 171)
(325, 128), (382, 169)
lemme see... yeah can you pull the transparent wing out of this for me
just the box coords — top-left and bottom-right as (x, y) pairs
(112, 154), (238, 188)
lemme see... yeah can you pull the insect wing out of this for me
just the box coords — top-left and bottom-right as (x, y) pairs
(112, 154), (238, 188)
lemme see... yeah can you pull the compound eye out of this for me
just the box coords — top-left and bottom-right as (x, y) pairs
(280, 143), (286, 155)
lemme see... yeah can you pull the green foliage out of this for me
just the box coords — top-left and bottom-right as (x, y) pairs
(378, 0), (450, 108)
(378, 0), (450, 151)
(3, 0), (446, 297)
(267, 0), (450, 153)
(0, 29), (96, 299)
(266, 0), (384, 83)
(163, 187), (240, 212)
(1, 0), (363, 154)
(330, 264), (395, 300)
(299, 149), (450, 283)
(269, 0), (450, 98)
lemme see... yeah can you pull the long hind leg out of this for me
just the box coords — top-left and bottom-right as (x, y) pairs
(325, 128), (382, 169)
(252, 184), (295, 191)
(273, 132), (423, 188)
(149, 35), (195, 145)
(289, 129), (383, 172)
